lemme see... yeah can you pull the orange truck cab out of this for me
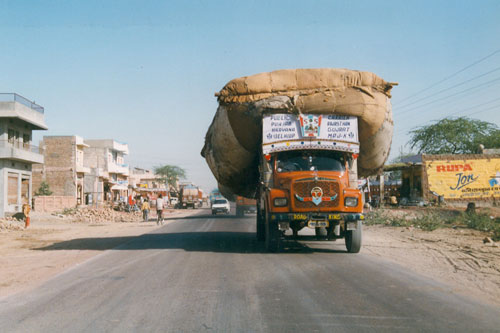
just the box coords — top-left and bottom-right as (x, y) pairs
(257, 113), (364, 252)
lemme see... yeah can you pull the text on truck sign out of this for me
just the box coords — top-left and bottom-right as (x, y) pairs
(262, 114), (359, 155)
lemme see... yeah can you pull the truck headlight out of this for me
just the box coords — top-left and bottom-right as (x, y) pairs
(344, 197), (358, 207)
(273, 197), (288, 207)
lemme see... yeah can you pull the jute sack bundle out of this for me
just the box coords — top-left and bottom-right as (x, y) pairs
(202, 68), (396, 198)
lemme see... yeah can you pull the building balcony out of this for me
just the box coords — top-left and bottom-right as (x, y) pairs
(0, 140), (44, 164)
(108, 163), (129, 176)
(0, 93), (47, 130)
(76, 164), (91, 174)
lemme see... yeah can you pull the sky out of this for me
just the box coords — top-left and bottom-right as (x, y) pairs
(1, 0), (499, 193)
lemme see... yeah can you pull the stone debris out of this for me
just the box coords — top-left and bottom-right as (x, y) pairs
(54, 207), (143, 223)
(0, 219), (25, 232)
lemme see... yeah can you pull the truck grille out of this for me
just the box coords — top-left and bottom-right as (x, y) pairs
(293, 178), (340, 209)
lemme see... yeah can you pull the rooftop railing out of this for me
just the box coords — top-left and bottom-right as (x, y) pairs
(0, 93), (44, 114)
(0, 140), (43, 154)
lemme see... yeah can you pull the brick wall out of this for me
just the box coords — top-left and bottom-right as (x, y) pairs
(32, 136), (76, 197)
(34, 196), (77, 212)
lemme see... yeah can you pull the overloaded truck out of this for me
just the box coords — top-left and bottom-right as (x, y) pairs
(236, 196), (257, 217)
(202, 68), (396, 252)
(179, 184), (199, 209)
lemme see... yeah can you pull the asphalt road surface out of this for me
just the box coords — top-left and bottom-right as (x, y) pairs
(1, 209), (500, 332)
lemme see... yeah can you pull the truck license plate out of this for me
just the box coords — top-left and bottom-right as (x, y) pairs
(308, 220), (329, 228)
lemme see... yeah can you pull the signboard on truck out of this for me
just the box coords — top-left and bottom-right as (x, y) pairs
(424, 157), (500, 200)
(262, 113), (359, 155)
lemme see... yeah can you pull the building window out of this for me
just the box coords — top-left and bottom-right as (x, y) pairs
(23, 134), (31, 149)
(8, 173), (18, 205)
(8, 129), (20, 146)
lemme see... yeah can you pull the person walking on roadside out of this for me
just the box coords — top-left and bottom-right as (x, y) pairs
(156, 194), (165, 225)
(22, 197), (31, 228)
(141, 199), (150, 222)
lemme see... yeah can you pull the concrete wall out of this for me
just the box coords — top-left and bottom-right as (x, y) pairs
(0, 159), (33, 216)
(34, 196), (76, 213)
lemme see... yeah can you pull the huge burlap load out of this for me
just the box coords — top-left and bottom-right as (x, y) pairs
(202, 68), (396, 198)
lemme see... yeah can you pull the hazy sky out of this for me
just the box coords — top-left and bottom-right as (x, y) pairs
(1, 0), (499, 192)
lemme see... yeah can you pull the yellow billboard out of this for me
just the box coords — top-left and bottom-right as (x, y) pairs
(425, 158), (500, 200)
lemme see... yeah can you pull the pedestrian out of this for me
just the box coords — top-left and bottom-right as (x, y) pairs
(22, 197), (31, 229)
(156, 194), (165, 225)
(141, 198), (150, 222)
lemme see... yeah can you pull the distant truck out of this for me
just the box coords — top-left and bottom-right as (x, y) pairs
(236, 196), (257, 217)
(209, 189), (223, 206)
(179, 184), (199, 209)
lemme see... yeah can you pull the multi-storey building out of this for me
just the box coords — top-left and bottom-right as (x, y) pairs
(33, 135), (91, 206)
(84, 139), (129, 202)
(0, 93), (47, 217)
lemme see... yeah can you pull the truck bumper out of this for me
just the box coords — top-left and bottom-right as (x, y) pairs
(269, 212), (364, 222)
(269, 212), (363, 232)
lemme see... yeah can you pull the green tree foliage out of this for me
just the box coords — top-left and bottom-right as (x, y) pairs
(409, 117), (500, 154)
(154, 165), (186, 190)
(35, 181), (53, 196)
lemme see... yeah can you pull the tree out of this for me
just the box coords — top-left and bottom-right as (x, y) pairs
(409, 117), (500, 154)
(35, 181), (53, 196)
(154, 165), (186, 191)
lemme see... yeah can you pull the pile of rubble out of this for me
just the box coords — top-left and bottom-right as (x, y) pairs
(54, 207), (143, 223)
(0, 217), (25, 232)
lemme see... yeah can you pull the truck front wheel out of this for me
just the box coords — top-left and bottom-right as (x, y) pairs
(265, 214), (281, 252)
(345, 221), (362, 253)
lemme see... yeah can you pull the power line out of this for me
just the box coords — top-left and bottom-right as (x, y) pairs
(394, 47), (500, 105)
(395, 76), (500, 117)
(447, 97), (500, 117)
(395, 102), (500, 135)
(396, 66), (500, 110)
(397, 95), (500, 131)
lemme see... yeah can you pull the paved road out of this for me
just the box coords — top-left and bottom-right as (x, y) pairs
(1, 209), (499, 332)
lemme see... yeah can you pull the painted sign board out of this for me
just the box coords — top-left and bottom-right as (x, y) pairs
(262, 113), (359, 155)
(425, 158), (500, 200)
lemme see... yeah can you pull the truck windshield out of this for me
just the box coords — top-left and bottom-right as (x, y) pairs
(276, 150), (346, 173)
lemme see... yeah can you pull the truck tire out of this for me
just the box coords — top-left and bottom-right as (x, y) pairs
(265, 214), (281, 252)
(256, 211), (265, 241)
(315, 227), (327, 240)
(345, 221), (362, 253)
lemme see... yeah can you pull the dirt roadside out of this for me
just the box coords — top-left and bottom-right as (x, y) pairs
(0, 208), (199, 299)
(363, 224), (500, 306)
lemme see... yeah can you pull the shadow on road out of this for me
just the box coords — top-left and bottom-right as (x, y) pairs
(162, 213), (255, 221)
(34, 231), (347, 254)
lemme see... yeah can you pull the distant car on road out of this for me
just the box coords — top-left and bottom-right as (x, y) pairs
(211, 198), (230, 215)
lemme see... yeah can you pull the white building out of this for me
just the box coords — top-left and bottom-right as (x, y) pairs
(0, 93), (47, 217)
(84, 139), (129, 202)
